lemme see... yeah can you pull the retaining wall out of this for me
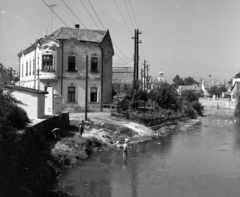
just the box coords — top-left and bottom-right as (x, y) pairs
(199, 98), (236, 109)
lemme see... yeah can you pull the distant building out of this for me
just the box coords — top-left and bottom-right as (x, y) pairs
(17, 25), (114, 112)
(112, 67), (133, 97)
(157, 71), (164, 82)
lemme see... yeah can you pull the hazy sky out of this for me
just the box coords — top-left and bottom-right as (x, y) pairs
(1, 0), (240, 83)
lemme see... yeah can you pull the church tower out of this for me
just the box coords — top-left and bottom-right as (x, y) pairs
(157, 71), (164, 82)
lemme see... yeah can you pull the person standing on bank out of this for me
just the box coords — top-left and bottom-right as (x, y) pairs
(79, 120), (84, 138)
(123, 139), (129, 155)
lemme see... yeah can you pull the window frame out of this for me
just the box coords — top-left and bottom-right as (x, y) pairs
(26, 61), (28, 76)
(67, 55), (77, 72)
(42, 54), (54, 72)
(90, 87), (98, 103)
(90, 56), (99, 73)
(68, 86), (76, 102)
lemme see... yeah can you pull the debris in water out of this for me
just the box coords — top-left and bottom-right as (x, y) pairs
(157, 143), (161, 144)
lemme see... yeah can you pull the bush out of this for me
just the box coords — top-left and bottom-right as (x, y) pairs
(7, 104), (30, 129)
(181, 90), (199, 102)
(191, 101), (204, 116)
(234, 96), (240, 119)
(183, 106), (197, 119)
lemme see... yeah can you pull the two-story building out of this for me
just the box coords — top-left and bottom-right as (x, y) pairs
(17, 25), (114, 112)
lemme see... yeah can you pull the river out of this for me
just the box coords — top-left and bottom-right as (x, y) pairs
(61, 109), (240, 197)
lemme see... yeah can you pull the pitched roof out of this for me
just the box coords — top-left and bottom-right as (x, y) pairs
(50, 27), (107, 43)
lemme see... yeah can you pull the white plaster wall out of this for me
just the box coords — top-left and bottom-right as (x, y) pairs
(11, 91), (38, 119)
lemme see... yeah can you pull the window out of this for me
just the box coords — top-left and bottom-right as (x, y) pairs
(33, 59), (35, 74)
(29, 60), (31, 76)
(26, 61), (28, 76)
(91, 57), (98, 72)
(42, 55), (53, 71)
(68, 87), (75, 102)
(90, 87), (98, 102)
(68, 56), (76, 71)
(22, 64), (23, 77)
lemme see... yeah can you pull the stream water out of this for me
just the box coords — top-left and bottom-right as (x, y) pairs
(61, 108), (240, 197)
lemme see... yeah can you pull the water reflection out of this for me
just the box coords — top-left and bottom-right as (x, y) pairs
(61, 110), (240, 197)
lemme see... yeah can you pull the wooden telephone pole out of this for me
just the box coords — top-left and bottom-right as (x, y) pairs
(132, 29), (142, 89)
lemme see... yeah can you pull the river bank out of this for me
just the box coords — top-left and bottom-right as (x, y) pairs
(53, 114), (200, 195)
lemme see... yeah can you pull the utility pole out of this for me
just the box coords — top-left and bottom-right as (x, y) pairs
(146, 64), (149, 92)
(143, 60), (147, 91)
(209, 74), (212, 88)
(85, 55), (88, 121)
(132, 29), (142, 90)
(140, 69), (143, 87)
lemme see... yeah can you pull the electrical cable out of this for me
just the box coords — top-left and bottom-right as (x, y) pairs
(123, 0), (135, 29)
(128, 0), (139, 28)
(79, 0), (100, 30)
(113, 0), (133, 35)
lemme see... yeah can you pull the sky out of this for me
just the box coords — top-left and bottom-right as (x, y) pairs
(1, 0), (240, 83)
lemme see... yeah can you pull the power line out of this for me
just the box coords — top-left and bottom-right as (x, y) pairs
(60, 0), (132, 64)
(62, 0), (87, 28)
(128, 0), (139, 28)
(87, 0), (105, 30)
(113, 0), (133, 35)
(79, 0), (100, 30)
(85, 0), (132, 61)
(123, 0), (135, 29)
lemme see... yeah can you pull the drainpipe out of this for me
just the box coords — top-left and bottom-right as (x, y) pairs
(34, 43), (37, 89)
(18, 54), (21, 86)
(99, 44), (104, 112)
(61, 40), (64, 97)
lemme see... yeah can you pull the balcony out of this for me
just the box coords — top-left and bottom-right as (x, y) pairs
(39, 70), (57, 81)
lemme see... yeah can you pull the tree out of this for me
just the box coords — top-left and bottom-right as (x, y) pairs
(181, 90), (199, 102)
(152, 82), (181, 111)
(183, 77), (198, 85)
(173, 75), (185, 86)
(234, 72), (240, 78)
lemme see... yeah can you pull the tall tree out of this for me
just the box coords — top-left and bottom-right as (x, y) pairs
(183, 77), (198, 85)
(173, 75), (185, 86)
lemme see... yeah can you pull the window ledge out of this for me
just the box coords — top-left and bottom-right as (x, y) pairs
(67, 101), (77, 104)
(89, 102), (99, 104)
(41, 70), (56, 73)
(66, 70), (78, 72)
(90, 71), (100, 73)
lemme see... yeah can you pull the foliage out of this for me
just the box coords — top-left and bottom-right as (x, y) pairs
(173, 75), (185, 86)
(183, 105), (198, 119)
(181, 90), (199, 102)
(173, 75), (198, 86)
(0, 88), (30, 135)
(234, 72), (240, 78)
(190, 101), (204, 116)
(234, 95), (240, 119)
(152, 82), (181, 111)
(183, 77), (198, 85)
(208, 85), (227, 97)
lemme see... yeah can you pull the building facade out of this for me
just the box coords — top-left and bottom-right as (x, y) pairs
(17, 25), (114, 112)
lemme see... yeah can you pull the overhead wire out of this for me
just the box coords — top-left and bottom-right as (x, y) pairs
(62, 0), (87, 28)
(62, 0), (131, 65)
(87, 0), (106, 30)
(128, 0), (139, 28)
(79, 0), (100, 30)
(86, 0), (133, 62)
(123, 0), (135, 29)
(113, 0), (133, 36)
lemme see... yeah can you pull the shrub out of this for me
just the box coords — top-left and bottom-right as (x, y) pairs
(183, 106), (197, 119)
(234, 96), (240, 119)
(181, 90), (199, 102)
(191, 101), (204, 116)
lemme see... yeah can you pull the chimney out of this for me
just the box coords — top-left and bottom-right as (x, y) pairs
(75, 24), (80, 29)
